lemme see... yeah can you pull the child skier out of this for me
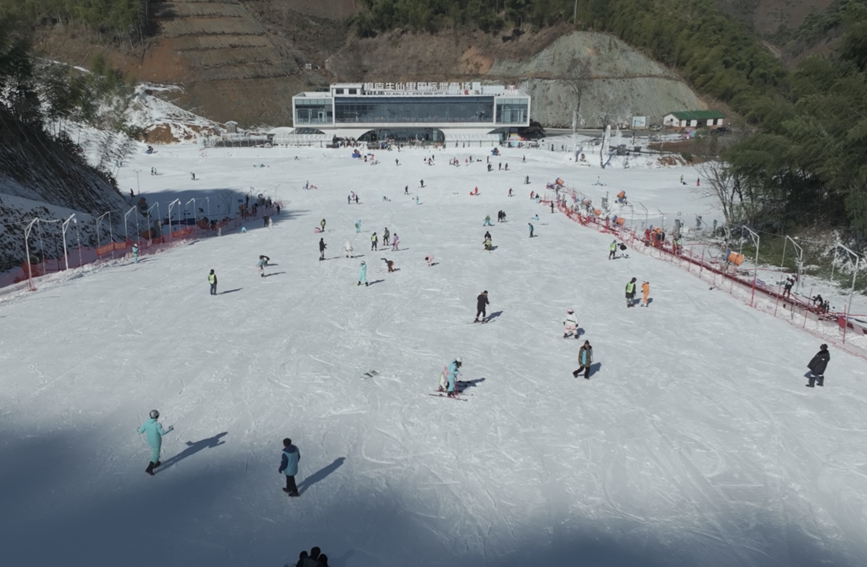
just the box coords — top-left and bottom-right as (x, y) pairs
(132, 243), (139, 263)
(355, 220), (361, 233)
(137, 409), (174, 475)
(563, 308), (578, 338)
(641, 280), (650, 307)
(483, 215), (493, 226)
(391, 233), (399, 251)
(344, 241), (353, 258)
(438, 357), (463, 397)
(425, 255), (434, 267)
(357, 261), (368, 286)
(257, 255), (268, 277)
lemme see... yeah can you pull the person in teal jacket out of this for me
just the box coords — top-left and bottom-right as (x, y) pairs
(137, 410), (173, 475)
(573, 341), (593, 379)
(278, 438), (301, 496)
(446, 357), (462, 397)
(357, 261), (368, 286)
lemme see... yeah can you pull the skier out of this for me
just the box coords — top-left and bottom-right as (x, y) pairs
(641, 280), (650, 307)
(484, 236), (493, 251)
(572, 340), (593, 379)
(278, 438), (300, 497)
(355, 220), (361, 233)
(563, 308), (578, 338)
(404, 185), (409, 195)
(344, 240), (353, 258)
(475, 291), (489, 323)
(391, 233), (399, 251)
(483, 215), (493, 226)
(415, 196), (420, 205)
(806, 344), (830, 387)
(382, 258), (395, 273)
(137, 409), (174, 475)
(609, 240), (617, 260)
(371, 232), (378, 251)
(357, 261), (368, 286)
(208, 269), (217, 295)
(320, 219), (326, 232)
(625, 277), (637, 307)
(439, 357), (463, 397)
(508, 188), (513, 197)
(383, 227), (390, 243)
(626, 278), (635, 307)
(425, 255), (434, 267)
(132, 243), (139, 263)
(528, 223), (534, 238)
(420, 179), (425, 188)
(550, 202), (554, 214)
(782, 275), (795, 298)
(257, 255), (268, 277)
(319, 238), (327, 261)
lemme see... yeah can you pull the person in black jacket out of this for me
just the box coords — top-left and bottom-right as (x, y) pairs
(319, 238), (326, 261)
(806, 344), (830, 387)
(475, 291), (489, 323)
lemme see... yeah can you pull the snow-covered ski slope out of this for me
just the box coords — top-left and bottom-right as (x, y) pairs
(2, 145), (866, 567)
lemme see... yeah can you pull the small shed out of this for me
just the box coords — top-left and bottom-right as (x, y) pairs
(225, 120), (238, 134)
(663, 110), (725, 129)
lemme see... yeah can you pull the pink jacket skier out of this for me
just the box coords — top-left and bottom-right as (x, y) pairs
(392, 233), (399, 251)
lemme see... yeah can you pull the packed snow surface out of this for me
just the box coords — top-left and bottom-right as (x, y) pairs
(1, 144), (866, 567)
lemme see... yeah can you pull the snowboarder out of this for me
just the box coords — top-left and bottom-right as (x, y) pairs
(319, 238), (327, 261)
(438, 357), (463, 397)
(137, 410), (173, 475)
(609, 240), (617, 260)
(483, 216), (493, 226)
(425, 255), (434, 267)
(357, 261), (368, 286)
(371, 232), (378, 251)
(572, 341), (593, 379)
(132, 243), (139, 263)
(320, 219), (326, 232)
(208, 269), (217, 295)
(528, 223), (534, 238)
(344, 241), (353, 258)
(625, 277), (637, 307)
(278, 438), (300, 497)
(257, 255), (268, 276)
(641, 280), (650, 307)
(563, 308), (578, 338)
(383, 227), (390, 243)
(806, 344), (830, 387)
(355, 220), (361, 233)
(391, 233), (399, 251)
(475, 291), (489, 323)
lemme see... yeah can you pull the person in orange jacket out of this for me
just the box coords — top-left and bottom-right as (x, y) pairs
(641, 280), (651, 307)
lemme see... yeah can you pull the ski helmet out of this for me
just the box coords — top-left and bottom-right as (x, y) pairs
(361, 261), (366, 265)
(567, 308), (574, 314)
(149, 409), (159, 419)
(455, 357), (462, 364)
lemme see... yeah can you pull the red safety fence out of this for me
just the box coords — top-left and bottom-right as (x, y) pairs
(548, 198), (867, 360)
(1, 202), (283, 294)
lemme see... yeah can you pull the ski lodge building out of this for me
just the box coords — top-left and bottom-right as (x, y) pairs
(663, 110), (725, 130)
(285, 82), (531, 146)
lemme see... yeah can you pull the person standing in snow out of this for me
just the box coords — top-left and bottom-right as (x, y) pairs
(563, 308), (578, 338)
(137, 410), (173, 475)
(257, 255), (268, 277)
(344, 241), (353, 258)
(357, 261), (368, 286)
(806, 344), (830, 388)
(355, 220), (361, 233)
(391, 233), (399, 251)
(641, 280), (651, 307)
(278, 438), (300, 497)
(550, 202), (554, 214)
(438, 357), (463, 397)
(319, 238), (327, 261)
(609, 240), (617, 260)
(320, 219), (326, 232)
(528, 223), (534, 238)
(404, 185), (409, 195)
(625, 277), (637, 308)
(475, 291), (489, 323)
(483, 215), (493, 226)
(783, 275), (795, 298)
(425, 255), (434, 267)
(370, 232), (378, 251)
(484, 236), (493, 251)
(572, 341), (593, 379)
(383, 227), (390, 243)
(208, 269), (217, 295)
(132, 243), (139, 263)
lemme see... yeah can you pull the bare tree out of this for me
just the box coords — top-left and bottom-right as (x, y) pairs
(694, 161), (747, 226)
(563, 58), (592, 130)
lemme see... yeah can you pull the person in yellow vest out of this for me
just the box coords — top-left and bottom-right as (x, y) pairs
(625, 277), (637, 308)
(208, 269), (217, 295)
(609, 240), (617, 260)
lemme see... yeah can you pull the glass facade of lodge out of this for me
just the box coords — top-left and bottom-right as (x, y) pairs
(294, 95), (528, 126)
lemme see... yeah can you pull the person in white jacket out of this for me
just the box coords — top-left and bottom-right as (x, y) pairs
(563, 308), (578, 338)
(344, 241), (353, 258)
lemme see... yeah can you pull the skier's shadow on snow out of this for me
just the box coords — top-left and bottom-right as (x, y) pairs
(297, 457), (345, 494)
(263, 272), (286, 278)
(458, 378), (486, 392)
(367, 279), (385, 286)
(157, 432), (227, 473)
(220, 288), (242, 295)
(486, 310), (503, 321)
(646, 298), (654, 306)
(588, 363), (602, 378)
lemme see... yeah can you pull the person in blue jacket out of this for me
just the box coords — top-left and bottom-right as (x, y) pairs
(572, 341), (593, 379)
(137, 410), (174, 475)
(357, 261), (368, 286)
(446, 357), (462, 397)
(278, 438), (301, 496)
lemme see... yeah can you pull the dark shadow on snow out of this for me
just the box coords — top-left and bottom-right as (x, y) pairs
(263, 272), (286, 278)
(220, 288), (242, 295)
(457, 378), (486, 392)
(156, 432), (228, 473)
(486, 310), (504, 321)
(297, 457), (345, 495)
(367, 279), (385, 286)
(588, 362), (602, 378)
